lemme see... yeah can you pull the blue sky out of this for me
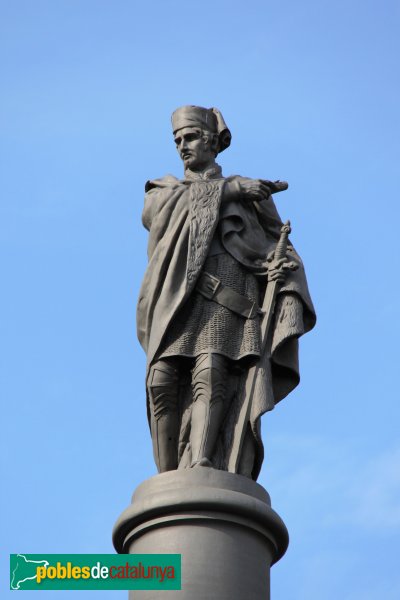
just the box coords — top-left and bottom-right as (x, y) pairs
(1, 1), (400, 598)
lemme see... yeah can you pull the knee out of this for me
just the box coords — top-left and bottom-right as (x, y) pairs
(191, 353), (228, 406)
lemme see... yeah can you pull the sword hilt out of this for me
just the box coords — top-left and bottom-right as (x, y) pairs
(274, 220), (291, 261)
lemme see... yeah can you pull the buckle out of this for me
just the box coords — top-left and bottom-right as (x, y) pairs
(198, 272), (221, 299)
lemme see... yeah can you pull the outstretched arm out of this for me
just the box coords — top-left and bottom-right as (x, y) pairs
(223, 177), (288, 203)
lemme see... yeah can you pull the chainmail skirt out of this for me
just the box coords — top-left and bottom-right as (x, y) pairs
(158, 253), (261, 361)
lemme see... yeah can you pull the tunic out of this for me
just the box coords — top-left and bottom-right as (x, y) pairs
(159, 249), (261, 361)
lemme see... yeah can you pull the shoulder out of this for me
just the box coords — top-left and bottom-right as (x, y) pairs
(145, 174), (181, 193)
(142, 175), (185, 231)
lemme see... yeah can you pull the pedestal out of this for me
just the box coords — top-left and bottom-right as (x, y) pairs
(113, 469), (288, 600)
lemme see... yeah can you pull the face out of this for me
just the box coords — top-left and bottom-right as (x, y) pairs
(174, 127), (215, 171)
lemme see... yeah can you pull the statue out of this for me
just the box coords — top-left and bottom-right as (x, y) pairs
(137, 105), (316, 480)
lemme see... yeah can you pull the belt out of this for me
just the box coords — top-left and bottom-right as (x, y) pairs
(196, 271), (260, 319)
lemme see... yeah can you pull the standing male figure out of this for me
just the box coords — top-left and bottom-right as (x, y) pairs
(137, 106), (315, 479)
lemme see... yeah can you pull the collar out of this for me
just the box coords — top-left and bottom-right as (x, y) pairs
(184, 163), (223, 181)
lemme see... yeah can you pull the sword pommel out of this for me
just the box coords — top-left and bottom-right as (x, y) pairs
(274, 220), (291, 261)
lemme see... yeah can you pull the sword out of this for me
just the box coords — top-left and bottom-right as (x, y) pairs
(227, 220), (297, 474)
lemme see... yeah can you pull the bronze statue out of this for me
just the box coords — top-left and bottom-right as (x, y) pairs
(137, 106), (315, 480)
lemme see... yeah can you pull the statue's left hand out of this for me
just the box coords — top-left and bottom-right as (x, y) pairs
(237, 178), (272, 202)
(267, 251), (299, 283)
(267, 258), (287, 283)
(260, 180), (289, 194)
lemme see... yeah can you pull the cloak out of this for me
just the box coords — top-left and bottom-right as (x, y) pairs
(137, 171), (316, 479)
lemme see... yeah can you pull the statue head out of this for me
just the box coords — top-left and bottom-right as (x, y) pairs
(171, 106), (231, 171)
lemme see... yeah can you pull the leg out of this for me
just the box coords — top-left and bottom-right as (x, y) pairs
(190, 353), (229, 467)
(148, 358), (180, 473)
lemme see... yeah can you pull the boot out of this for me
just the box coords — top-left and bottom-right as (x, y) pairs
(148, 359), (180, 472)
(190, 353), (228, 467)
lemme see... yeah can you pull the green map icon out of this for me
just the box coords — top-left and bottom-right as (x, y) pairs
(10, 554), (49, 590)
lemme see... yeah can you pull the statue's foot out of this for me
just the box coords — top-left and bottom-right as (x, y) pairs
(190, 458), (212, 468)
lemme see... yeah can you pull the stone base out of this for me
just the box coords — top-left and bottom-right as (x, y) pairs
(113, 469), (288, 600)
